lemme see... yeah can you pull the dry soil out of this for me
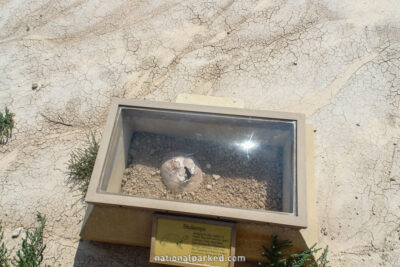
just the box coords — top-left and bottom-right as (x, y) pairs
(121, 132), (283, 211)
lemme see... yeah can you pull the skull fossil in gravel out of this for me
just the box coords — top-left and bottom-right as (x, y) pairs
(160, 153), (203, 193)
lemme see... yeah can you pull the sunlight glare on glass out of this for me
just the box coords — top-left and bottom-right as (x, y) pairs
(239, 140), (257, 150)
(235, 132), (258, 158)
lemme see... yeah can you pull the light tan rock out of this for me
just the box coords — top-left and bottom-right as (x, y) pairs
(161, 153), (203, 193)
(212, 174), (221, 180)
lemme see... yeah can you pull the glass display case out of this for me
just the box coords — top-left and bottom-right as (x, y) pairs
(86, 99), (306, 228)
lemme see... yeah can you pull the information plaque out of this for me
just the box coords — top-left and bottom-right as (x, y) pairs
(150, 214), (236, 267)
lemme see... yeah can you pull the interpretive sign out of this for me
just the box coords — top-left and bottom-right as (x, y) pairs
(150, 214), (236, 267)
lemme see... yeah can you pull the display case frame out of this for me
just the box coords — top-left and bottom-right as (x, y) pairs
(85, 98), (307, 228)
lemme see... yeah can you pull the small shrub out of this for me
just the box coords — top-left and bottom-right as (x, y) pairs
(0, 223), (11, 267)
(258, 235), (329, 267)
(0, 106), (15, 144)
(13, 214), (48, 267)
(67, 132), (99, 195)
(0, 213), (48, 267)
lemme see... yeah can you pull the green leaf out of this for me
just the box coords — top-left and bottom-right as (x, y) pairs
(0, 222), (11, 267)
(259, 236), (330, 267)
(0, 106), (15, 144)
(13, 213), (47, 267)
(67, 131), (99, 197)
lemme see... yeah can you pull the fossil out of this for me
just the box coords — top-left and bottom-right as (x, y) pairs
(160, 153), (203, 193)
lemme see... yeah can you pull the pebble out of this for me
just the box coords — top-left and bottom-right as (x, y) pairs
(212, 181), (216, 186)
(212, 174), (221, 180)
(206, 184), (212, 190)
(12, 227), (23, 238)
(206, 163), (211, 169)
(31, 83), (39, 90)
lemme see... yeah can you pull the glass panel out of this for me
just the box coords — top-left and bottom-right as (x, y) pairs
(104, 106), (296, 214)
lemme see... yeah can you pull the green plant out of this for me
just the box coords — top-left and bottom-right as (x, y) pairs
(13, 214), (48, 267)
(0, 106), (15, 144)
(0, 223), (11, 267)
(258, 235), (329, 267)
(67, 132), (99, 195)
(0, 213), (48, 267)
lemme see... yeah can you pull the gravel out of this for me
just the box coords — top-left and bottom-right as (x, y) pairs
(121, 132), (283, 211)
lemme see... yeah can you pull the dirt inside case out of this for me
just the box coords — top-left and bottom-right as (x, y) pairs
(121, 132), (283, 211)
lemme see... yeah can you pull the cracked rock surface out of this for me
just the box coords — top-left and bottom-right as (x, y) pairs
(0, 0), (399, 266)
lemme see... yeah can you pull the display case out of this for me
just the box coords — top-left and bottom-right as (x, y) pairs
(85, 98), (307, 228)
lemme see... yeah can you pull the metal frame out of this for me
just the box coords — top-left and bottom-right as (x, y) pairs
(85, 98), (307, 228)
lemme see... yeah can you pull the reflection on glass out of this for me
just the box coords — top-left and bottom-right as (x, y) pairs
(235, 132), (258, 158)
(103, 107), (296, 214)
